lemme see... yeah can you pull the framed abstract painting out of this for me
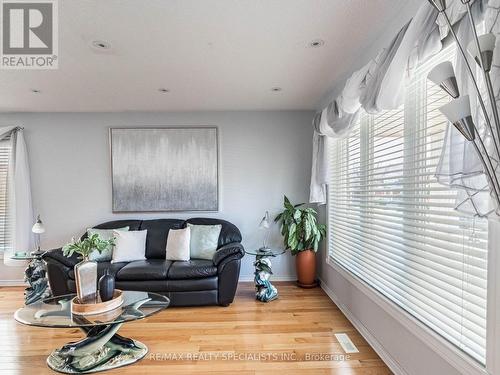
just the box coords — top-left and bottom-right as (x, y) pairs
(110, 127), (218, 212)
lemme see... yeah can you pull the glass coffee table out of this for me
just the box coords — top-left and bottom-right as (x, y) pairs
(15, 291), (169, 374)
(246, 248), (286, 302)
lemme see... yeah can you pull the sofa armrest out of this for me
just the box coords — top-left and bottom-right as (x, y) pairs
(213, 242), (245, 266)
(42, 247), (79, 268)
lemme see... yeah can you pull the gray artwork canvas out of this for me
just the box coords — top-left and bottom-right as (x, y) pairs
(110, 127), (218, 212)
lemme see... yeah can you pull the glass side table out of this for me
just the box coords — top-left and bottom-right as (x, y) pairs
(246, 248), (286, 302)
(11, 251), (51, 305)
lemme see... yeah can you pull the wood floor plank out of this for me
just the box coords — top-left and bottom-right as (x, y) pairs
(0, 282), (392, 374)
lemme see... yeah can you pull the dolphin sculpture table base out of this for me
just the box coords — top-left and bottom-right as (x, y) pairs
(47, 322), (147, 374)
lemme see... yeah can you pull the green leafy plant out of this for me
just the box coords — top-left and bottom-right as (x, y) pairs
(62, 234), (115, 260)
(274, 195), (326, 255)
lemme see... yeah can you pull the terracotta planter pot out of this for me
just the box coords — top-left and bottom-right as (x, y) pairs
(296, 249), (318, 288)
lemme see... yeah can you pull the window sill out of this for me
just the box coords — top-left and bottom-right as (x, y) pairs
(324, 257), (488, 375)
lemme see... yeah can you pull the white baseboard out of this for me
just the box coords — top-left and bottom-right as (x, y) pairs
(0, 279), (26, 287)
(319, 277), (408, 375)
(239, 275), (296, 282)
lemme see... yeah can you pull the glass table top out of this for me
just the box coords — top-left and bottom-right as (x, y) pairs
(246, 248), (286, 257)
(10, 251), (46, 260)
(10, 256), (35, 260)
(14, 291), (169, 328)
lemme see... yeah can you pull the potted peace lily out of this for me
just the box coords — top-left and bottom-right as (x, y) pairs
(274, 196), (326, 288)
(63, 234), (115, 303)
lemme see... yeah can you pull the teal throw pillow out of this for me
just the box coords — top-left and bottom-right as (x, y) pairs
(187, 223), (222, 260)
(87, 226), (129, 262)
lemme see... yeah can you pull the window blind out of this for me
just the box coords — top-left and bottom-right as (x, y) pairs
(0, 138), (11, 253)
(327, 46), (489, 364)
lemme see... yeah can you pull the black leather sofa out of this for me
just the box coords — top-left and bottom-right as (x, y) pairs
(43, 218), (245, 307)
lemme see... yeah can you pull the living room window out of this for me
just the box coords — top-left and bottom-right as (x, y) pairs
(327, 45), (489, 364)
(0, 138), (11, 254)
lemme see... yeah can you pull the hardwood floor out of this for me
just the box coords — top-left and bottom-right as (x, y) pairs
(0, 282), (391, 374)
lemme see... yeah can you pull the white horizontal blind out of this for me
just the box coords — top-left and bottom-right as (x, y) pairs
(0, 138), (11, 252)
(328, 46), (489, 364)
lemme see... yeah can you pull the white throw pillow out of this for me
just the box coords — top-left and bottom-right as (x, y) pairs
(188, 223), (222, 260)
(111, 230), (147, 263)
(165, 227), (191, 261)
(87, 227), (129, 262)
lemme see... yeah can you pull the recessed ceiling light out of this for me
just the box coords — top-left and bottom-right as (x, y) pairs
(31, 89), (41, 94)
(309, 39), (325, 48)
(158, 88), (170, 93)
(271, 87), (282, 92)
(91, 40), (111, 51)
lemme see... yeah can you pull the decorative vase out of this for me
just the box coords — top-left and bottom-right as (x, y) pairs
(296, 249), (318, 288)
(74, 256), (98, 303)
(98, 269), (115, 302)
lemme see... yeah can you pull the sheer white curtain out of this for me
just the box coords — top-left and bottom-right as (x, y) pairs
(0, 126), (34, 266)
(310, 0), (498, 217)
(310, 103), (361, 204)
(310, 1), (442, 204)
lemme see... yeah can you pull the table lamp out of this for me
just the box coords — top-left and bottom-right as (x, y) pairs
(32, 215), (45, 253)
(258, 211), (271, 252)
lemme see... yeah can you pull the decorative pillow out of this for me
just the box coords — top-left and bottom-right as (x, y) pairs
(165, 227), (191, 261)
(87, 227), (129, 262)
(187, 223), (222, 260)
(111, 230), (147, 263)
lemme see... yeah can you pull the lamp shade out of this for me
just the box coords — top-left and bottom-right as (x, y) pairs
(427, 62), (459, 98)
(439, 96), (475, 141)
(32, 215), (45, 234)
(467, 33), (496, 72)
(259, 211), (270, 229)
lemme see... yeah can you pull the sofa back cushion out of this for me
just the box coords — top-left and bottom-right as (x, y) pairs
(84, 218), (241, 260)
(92, 220), (142, 231)
(82, 220), (142, 240)
(184, 218), (242, 248)
(140, 219), (185, 259)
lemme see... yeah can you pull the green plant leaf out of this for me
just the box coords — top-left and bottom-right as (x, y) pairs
(293, 209), (301, 222)
(274, 196), (326, 254)
(304, 219), (312, 241)
(62, 234), (115, 259)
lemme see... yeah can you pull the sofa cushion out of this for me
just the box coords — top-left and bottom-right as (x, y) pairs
(81, 220), (142, 240)
(184, 218), (242, 247)
(87, 226), (129, 262)
(68, 261), (127, 280)
(116, 259), (173, 281)
(111, 230), (147, 263)
(167, 277), (218, 291)
(187, 223), (221, 260)
(168, 259), (217, 279)
(140, 219), (185, 259)
(166, 227), (191, 261)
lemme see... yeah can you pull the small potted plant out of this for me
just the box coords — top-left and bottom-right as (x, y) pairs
(274, 196), (326, 288)
(63, 234), (115, 303)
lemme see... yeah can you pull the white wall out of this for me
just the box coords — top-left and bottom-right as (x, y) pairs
(0, 111), (313, 282)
